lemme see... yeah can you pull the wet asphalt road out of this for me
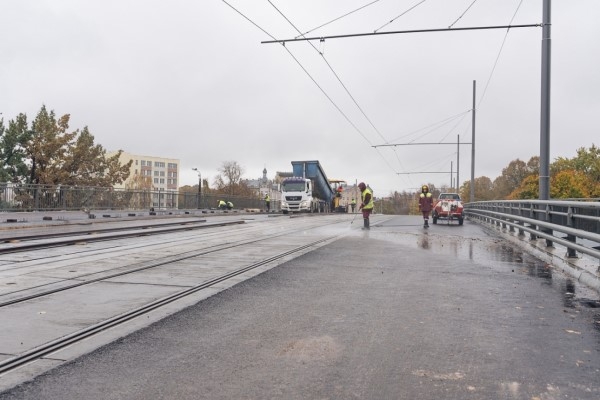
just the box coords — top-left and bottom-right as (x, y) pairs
(1, 215), (599, 399)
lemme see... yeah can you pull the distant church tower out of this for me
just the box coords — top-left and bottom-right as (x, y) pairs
(262, 167), (267, 184)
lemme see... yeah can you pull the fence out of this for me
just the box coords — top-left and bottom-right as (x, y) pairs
(0, 183), (275, 212)
(464, 199), (600, 261)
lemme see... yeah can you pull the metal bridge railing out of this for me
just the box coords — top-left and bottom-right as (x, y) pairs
(0, 183), (275, 213)
(464, 200), (600, 262)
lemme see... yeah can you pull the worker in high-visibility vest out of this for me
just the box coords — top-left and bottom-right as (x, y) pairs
(226, 201), (234, 210)
(264, 194), (270, 212)
(350, 198), (357, 213)
(358, 182), (374, 230)
(418, 185), (433, 228)
(218, 200), (227, 210)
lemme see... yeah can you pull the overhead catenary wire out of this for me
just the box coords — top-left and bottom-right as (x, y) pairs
(266, 0), (402, 176)
(261, 24), (541, 44)
(448, 0), (479, 29)
(222, 1), (374, 147)
(477, 0), (525, 109)
(228, 1), (538, 193)
(295, 0), (383, 39)
(385, 110), (471, 144)
(224, 0), (403, 182)
(374, 0), (428, 33)
(439, 0), (526, 191)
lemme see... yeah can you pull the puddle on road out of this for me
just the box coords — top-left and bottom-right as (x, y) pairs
(372, 228), (600, 323)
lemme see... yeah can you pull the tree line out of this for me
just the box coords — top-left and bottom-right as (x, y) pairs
(377, 145), (599, 215)
(459, 145), (600, 201)
(4, 107), (597, 203)
(0, 106), (131, 186)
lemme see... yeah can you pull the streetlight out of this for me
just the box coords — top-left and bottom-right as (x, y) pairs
(192, 168), (201, 209)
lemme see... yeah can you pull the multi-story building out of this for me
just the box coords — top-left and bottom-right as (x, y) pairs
(109, 151), (180, 208)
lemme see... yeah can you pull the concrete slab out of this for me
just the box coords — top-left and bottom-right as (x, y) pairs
(0, 281), (182, 354)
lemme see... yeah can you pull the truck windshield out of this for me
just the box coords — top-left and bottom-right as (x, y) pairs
(282, 182), (306, 192)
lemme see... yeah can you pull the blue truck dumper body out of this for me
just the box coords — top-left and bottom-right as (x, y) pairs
(280, 161), (335, 214)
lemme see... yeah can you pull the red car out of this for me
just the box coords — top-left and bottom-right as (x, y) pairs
(432, 193), (464, 225)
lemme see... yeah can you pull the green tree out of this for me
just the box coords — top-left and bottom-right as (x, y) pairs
(552, 145), (600, 183)
(0, 114), (30, 183)
(26, 106), (76, 185)
(63, 127), (131, 186)
(3, 106), (131, 186)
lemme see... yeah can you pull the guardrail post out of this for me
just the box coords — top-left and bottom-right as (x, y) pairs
(529, 204), (537, 240)
(564, 206), (577, 258)
(33, 186), (40, 210)
(517, 203), (525, 236)
(543, 204), (554, 247)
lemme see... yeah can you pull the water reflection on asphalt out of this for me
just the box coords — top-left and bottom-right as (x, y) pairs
(373, 222), (600, 318)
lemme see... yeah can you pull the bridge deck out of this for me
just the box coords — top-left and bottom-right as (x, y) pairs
(0, 215), (599, 399)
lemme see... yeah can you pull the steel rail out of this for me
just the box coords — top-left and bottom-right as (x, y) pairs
(0, 218), (208, 242)
(0, 220), (245, 254)
(0, 217), (349, 308)
(0, 234), (339, 375)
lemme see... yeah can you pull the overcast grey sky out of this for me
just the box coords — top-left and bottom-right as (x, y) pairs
(1, 1), (598, 195)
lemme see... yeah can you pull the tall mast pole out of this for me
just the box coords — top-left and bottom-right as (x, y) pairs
(470, 80), (476, 202)
(539, 0), (551, 200)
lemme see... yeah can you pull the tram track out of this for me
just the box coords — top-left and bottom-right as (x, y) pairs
(0, 214), (356, 377)
(0, 218), (336, 308)
(0, 219), (246, 254)
(0, 234), (338, 375)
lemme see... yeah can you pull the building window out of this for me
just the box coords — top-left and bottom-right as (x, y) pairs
(141, 160), (146, 166)
(160, 171), (165, 177)
(173, 179), (177, 185)
(154, 178), (158, 184)
(154, 171), (159, 176)
(160, 178), (165, 184)
(168, 163), (177, 169)
(135, 160), (138, 166)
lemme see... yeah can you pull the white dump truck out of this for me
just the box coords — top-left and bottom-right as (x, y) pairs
(280, 161), (334, 214)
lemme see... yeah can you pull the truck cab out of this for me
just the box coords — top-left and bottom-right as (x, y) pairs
(280, 177), (323, 214)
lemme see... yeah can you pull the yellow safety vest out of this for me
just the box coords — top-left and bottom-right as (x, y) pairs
(361, 188), (374, 210)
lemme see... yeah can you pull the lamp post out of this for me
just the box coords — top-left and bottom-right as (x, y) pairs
(192, 168), (201, 209)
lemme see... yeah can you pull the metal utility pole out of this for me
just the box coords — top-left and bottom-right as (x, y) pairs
(470, 80), (476, 203)
(192, 168), (201, 209)
(457, 135), (460, 193)
(450, 161), (453, 189)
(539, 0), (551, 200)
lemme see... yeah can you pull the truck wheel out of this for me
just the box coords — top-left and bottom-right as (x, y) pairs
(282, 210), (288, 215)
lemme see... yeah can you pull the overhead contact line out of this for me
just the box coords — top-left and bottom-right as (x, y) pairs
(261, 24), (542, 45)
